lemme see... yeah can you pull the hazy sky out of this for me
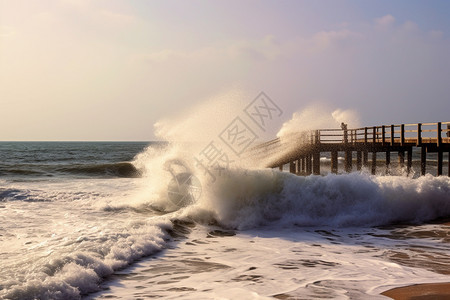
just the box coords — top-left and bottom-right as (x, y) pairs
(1, 0), (450, 141)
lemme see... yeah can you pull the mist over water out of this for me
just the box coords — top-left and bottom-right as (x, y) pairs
(277, 105), (360, 140)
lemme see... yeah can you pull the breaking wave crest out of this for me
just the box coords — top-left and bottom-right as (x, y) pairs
(177, 170), (450, 229)
(131, 141), (450, 230)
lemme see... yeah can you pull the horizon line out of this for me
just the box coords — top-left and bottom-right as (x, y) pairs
(0, 140), (165, 143)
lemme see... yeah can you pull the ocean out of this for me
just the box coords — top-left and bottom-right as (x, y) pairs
(1, 141), (450, 299)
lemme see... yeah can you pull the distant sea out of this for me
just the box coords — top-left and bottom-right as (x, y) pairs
(1, 142), (450, 299)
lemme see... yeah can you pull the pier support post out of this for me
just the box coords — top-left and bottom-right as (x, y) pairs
(289, 161), (296, 174)
(304, 156), (307, 172)
(313, 151), (320, 175)
(301, 157), (306, 172)
(331, 151), (338, 174)
(296, 159), (301, 174)
(363, 150), (369, 168)
(398, 151), (405, 169)
(421, 146), (426, 176)
(371, 152), (377, 175)
(386, 151), (391, 174)
(279, 165), (283, 171)
(345, 150), (352, 173)
(407, 148), (412, 175)
(306, 154), (312, 175)
(437, 150), (443, 176)
(356, 151), (362, 171)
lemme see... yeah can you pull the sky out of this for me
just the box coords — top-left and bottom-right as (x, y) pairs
(1, 0), (450, 141)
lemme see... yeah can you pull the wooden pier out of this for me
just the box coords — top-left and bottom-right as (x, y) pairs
(254, 122), (450, 176)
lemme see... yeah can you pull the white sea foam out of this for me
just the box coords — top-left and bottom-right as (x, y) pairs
(0, 179), (172, 300)
(88, 224), (450, 299)
(175, 170), (450, 229)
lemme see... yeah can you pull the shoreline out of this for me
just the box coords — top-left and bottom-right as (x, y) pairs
(381, 282), (450, 299)
(382, 220), (450, 299)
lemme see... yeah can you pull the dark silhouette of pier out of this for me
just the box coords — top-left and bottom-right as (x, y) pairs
(254, 122), (450, 176)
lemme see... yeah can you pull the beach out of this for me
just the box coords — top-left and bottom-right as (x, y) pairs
(381, 221), (450, 299)
(382, 282), (450, 299)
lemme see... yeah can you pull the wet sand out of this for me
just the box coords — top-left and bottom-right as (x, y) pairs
(382, 220), (450, 299)
(381, 282), (450, 299)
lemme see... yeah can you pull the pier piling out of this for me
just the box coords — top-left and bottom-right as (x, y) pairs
(371, 152), (377, 175)
(356, 151), (362, 171)
(398, 151), (405, 169)
(421, 146), (426, 176)
(386, 151), (391, 174)
(331, 151), (338, 174)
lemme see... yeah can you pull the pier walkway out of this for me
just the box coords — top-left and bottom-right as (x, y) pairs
(253, 122), (450, 176)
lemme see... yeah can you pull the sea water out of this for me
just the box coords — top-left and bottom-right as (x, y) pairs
(1, 142), (450, 299)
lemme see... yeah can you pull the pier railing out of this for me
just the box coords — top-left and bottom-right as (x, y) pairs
(316, 122), (450, 146)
